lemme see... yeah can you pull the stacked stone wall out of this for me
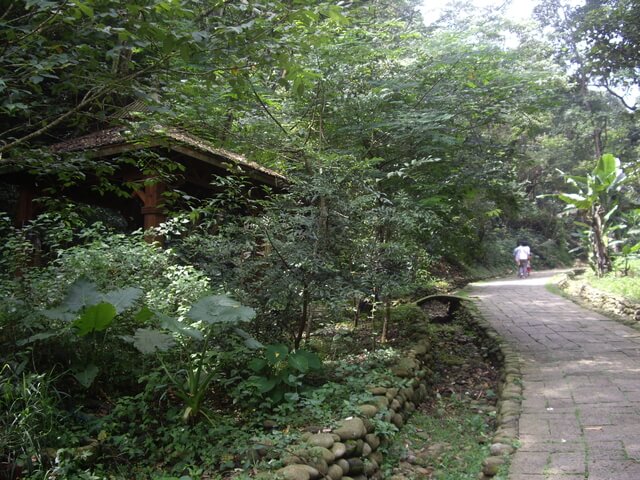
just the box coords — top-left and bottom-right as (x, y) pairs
(254, 308), (520, 480)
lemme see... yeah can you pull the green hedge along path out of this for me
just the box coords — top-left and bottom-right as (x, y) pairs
(469, 270), (640, 480)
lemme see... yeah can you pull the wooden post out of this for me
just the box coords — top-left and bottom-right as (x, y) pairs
(133, 181), (166, 243)
(15, 185), (36, 227)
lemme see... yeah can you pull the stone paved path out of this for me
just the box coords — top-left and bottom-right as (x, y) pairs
(469, 270), (640, 480)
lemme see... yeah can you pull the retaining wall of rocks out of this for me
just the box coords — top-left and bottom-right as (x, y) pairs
(558, 270), (640, 323)
(467, 307), (522, 479)
(255, 308), (520, 480)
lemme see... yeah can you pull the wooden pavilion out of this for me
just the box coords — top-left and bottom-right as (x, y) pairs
(3, 126), (286, 231)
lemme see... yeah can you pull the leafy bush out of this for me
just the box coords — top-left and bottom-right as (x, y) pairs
(16, 279), (145, 388)
(238, 344), (323, 407)
(389, 303), (427, 325)
(0, 222), (209, 315)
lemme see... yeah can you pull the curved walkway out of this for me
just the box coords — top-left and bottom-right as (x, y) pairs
(469, 270), (640, 480)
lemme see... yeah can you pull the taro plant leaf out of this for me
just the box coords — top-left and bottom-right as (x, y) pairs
(248, 358), (268, 372)
(234, 327), (263, 350)
(16, 331), (60, 346)
(157, 312), (203, 340)
(288, 352), (309, 373)
(73, 363), (100, 388)
(187, 294), (256, 324)
(291, 350), (322, 372)
(135, 306), (154, 323)
(265, 344), (289, 365)
(253, 376), (277, 393)
(40, 307), (77, 322)
(102, 287), (143, 314)
(63, 278), (103, 312)
(73, 302), (117, 336)
(126, 328), (176, 354)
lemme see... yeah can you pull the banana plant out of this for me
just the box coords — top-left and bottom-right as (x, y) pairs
(554, 154), (628, 277)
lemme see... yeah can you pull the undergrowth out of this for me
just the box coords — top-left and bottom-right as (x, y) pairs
(582, 259), (640, 302)
(381, 315), (502, 479)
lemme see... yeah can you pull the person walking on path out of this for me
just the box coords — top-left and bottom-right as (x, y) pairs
(469, 270), (640, 480)
(513, 241), (531, 278)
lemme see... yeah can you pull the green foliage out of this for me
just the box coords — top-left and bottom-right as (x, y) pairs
(0, 361), (64, 478)
(18, 278), (143, 388)
(2, 0), (639, 477)
(583, 259), (640, 302)
(0, 230), (212, 397)
(553, 153), (629, 276)
(2, 230), (210, 317)
(389, 303), (428, 326)
(241, 344), (323, 406)
(131, 294), (258, 423)
(572, 0), (640, 94)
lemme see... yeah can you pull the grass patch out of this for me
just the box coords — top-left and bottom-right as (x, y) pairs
(379, 315), (501, 479)
(544, 281), (564, 297)
(381, 395), (494, 479)
(584, 272), (640, 302)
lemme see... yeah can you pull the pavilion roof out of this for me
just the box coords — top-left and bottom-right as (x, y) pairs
(51, 126), (287, 187)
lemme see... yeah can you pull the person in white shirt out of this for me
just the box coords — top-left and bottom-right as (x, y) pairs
(513, 241), (531, 278)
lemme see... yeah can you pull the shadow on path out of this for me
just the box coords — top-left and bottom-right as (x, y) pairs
(469, 270), (640, 480)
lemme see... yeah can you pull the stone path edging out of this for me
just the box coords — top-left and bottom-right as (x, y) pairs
(464, 297), (523, 478)
(468, 270), (640, 480)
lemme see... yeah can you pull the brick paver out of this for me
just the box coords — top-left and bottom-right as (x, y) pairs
(469, 270), (640, 480)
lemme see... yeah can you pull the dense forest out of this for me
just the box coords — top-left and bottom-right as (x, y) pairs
(0, 0), (638, 479)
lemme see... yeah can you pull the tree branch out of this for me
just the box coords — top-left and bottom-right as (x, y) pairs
(600, 83), (638, 111)
(8, 0), (68, 48)
(250, 79), (290, 136)
(0, 56), (172, 158)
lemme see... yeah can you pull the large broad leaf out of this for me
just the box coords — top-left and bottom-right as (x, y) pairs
(126, 328), (175, 355)
(73, 364), (100, 388)
(265, 344), (289, 365)
(16, 331), (59, 346)
(40, 307), (77, 322)
(135, 306), (154, 323)
(603, 204), (619, 223)
(594, 153), (620, 185)
(248, 358), (267, 372)
(251, 376), (277, 393)
(63, 278), (102, 312)
(187, 295), (256, 325)
(103, 287), (143, 314)
(563, 174), (588, 188)
(609, 171), (627, 191)
(234, 327), (263, 350)
(557, 193), (592, 210)
(157, 312), (203, 340)
(288, 352), (309, 373)
(73, 302), (117, 336)
(289, 350), (322, 373)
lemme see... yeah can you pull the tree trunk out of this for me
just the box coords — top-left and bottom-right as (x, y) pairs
(591, 204), (611, 277)
(295, 286), (310, 349)
(380, 299), (391, 343)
